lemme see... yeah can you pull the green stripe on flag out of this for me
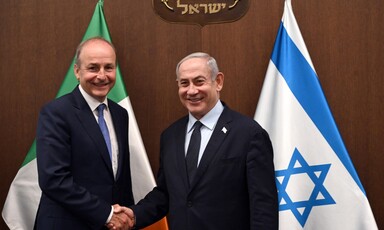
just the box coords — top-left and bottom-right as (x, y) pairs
(21, 141), (36, 167)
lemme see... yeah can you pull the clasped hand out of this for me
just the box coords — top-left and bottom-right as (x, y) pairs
(106, 204), (135, 230)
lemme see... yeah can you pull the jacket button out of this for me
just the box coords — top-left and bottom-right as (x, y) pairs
(187, 201), (193, 207)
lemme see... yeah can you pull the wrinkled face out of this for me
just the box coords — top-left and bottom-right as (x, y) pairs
(177, 57), (224, 120)
(74, 40), (116, 102)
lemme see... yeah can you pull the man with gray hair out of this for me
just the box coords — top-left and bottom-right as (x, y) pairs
(126, 52), (278, 230)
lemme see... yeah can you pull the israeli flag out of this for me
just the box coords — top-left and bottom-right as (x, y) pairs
(254, 0), (378, 229)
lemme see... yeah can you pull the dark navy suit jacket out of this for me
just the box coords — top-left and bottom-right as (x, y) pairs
(34, 86), (134, 230)
(132, 104), (278, 230)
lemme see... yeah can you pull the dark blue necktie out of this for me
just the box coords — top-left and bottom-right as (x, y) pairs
(97, 104), (112, 160)
(185, 121), (203, 185)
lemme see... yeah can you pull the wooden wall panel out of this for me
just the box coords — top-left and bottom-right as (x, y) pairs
(0, 0), (383, 229)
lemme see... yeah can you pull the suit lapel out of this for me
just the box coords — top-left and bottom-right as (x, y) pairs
(72, 87), (114, 175)
(109, 101), (125, 180)
(190, 107), (232, 189)
(175, 118), (190, 190)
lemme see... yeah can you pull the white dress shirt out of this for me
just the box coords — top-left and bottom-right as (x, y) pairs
(185, 100), (224, 166)
(78, 85), (119, 178)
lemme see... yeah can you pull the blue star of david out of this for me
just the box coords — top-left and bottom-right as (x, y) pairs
(275, 148), (335, 227)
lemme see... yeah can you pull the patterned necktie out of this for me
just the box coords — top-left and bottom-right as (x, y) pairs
(185, 121), (203, 185)
(97, 104), (112, 160)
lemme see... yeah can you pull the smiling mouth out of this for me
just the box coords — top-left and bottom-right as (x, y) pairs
(188, 97), (202, 103)
(94, 82), (109, 87)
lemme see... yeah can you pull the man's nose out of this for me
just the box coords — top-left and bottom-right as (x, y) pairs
(97, 68), (107, 79)
(187, 84), (198, 94)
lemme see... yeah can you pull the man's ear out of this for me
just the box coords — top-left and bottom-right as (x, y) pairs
(74, 64), (80, 81)
(215, 72), (224, 91)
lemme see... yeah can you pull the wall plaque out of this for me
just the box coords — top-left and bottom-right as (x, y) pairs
(153, 0), (250, 26)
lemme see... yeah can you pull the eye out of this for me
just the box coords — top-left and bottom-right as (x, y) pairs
(178, 80), (189, 87)
(194, 78), (206, 86)
(87, 66), (99, 72)
(104, 65), (115, 72)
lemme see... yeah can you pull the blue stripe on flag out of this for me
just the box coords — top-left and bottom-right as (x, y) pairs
(270, 22), (365, 194)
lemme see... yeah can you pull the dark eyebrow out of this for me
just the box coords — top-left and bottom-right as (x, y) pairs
(194, 76), (208, 80)
(86, 63), (99, 67)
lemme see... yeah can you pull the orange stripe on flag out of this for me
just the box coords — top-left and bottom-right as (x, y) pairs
(142, 217), (169, 230)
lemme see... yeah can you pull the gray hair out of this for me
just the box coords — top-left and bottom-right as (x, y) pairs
(176, 52), (219, 80)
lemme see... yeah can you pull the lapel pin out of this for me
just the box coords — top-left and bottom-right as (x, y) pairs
(221, 127), (227, 134)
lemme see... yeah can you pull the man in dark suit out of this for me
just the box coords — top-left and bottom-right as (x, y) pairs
(35, 37), (133, 230)
(127, 52), (278, 229)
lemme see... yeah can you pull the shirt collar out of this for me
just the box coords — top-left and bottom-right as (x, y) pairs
(78, 85), (109, 112)
(187, 100), (224, 133)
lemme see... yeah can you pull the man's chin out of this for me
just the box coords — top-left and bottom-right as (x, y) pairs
(186, 103), (201, 110)
(187, 107), (206, 118)
(92, 91), (109, 102)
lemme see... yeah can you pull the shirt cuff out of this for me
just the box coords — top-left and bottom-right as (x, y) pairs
(106, 206), (114, 224)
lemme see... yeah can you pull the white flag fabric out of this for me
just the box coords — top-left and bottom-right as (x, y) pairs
(2, 1), (168, 229)
(2, 156), (40, 229)
(254, 0), (378, 229)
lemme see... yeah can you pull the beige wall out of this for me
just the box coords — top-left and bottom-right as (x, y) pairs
(1, 0), (383, 228)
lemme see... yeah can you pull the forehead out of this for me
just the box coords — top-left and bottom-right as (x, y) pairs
(179, 57), (210, 79)
(80, 40), (116, 63)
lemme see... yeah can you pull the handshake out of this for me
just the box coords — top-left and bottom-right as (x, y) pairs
(106, 204), (135, 230)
